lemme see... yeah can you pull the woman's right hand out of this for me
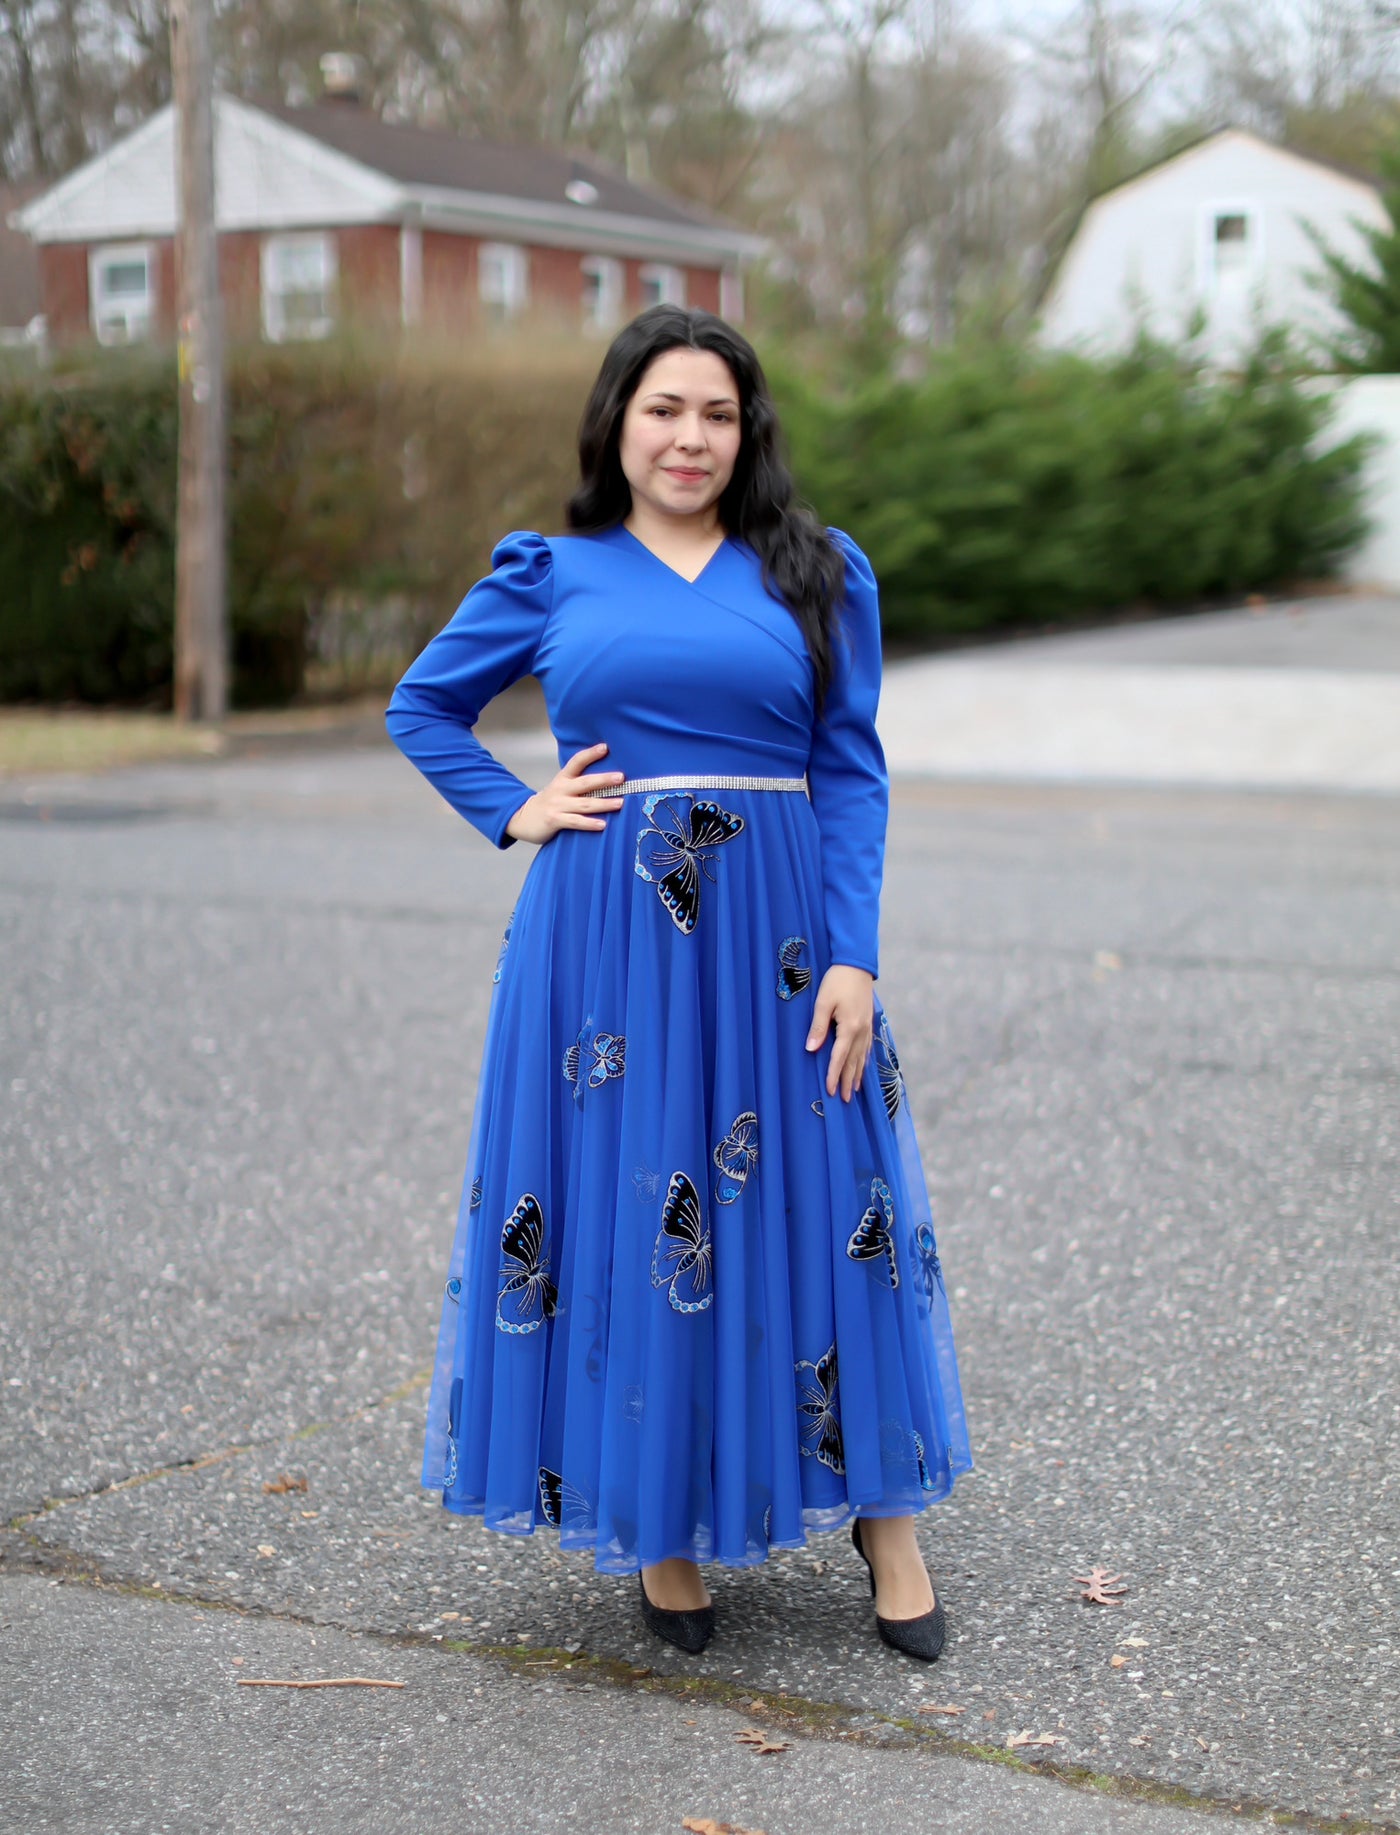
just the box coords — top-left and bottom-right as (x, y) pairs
(505, 742), (625, 844)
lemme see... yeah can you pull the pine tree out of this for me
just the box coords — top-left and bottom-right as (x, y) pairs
(1313, 138), (1400, 372)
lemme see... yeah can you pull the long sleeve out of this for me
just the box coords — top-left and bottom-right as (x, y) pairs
(806, 529), (889, 979)
(384, 531), (552, 849)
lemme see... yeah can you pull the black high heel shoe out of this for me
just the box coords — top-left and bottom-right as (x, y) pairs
(851, 1519), (947, 1662)
(638, 1572), (715, 1654)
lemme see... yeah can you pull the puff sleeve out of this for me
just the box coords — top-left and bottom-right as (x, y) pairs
(384, 532), (552, 850)
(805, 529), (889, 979)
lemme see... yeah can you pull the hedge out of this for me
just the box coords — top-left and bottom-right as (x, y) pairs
(772, 332), (1374, 638)
(0, 331), (1374, 704)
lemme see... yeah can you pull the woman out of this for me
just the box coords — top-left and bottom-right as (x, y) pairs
(386, 304), (971, 1661)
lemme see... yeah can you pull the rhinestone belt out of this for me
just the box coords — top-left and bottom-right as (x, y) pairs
(583, 773), (809, 798)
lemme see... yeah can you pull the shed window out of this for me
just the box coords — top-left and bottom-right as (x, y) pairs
(90, 244), (153, 345)
(262, 233), (336, 342)
(1209, 209), (1257, 284)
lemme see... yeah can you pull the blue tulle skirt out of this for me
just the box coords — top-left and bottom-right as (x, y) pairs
(422, 783), (971, 1573)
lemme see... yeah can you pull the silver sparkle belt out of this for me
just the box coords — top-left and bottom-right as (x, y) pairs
(582, 773), (809, 798)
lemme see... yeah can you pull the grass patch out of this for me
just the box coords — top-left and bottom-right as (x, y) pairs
(0, 709), (222, 777)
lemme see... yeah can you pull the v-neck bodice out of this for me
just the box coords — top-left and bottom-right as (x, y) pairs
(616, 522), (730, 588)
(533, 523), (814, 783)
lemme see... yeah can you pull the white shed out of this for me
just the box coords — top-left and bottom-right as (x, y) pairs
(1038, 128), (1389, 362)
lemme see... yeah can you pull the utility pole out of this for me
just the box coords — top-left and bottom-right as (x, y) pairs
(169, 0), (227, 722)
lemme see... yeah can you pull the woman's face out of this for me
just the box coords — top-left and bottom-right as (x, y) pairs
(617, 346), (743, 524)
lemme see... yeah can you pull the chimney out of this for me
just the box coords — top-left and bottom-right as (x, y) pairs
(319, 52), (364, 105)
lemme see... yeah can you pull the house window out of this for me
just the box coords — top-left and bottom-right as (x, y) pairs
(261, 232), (336, 342)
(479, 242), (529, 321)
(90, 244), (153, 345)
(1205, 207), (1260, 289)
(581, 254), (623, 330)
(639, 263), (685, 309)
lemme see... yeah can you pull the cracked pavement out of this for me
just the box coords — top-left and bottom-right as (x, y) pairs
(2, 719), (1398, 1833)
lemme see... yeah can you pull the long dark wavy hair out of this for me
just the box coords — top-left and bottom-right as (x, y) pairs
(566, 305), (846, 714)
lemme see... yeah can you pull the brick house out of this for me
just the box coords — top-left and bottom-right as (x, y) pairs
(12, 93), (761, 346)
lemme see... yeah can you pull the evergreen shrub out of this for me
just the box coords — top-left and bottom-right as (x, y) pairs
(775, 332), (1373, 638)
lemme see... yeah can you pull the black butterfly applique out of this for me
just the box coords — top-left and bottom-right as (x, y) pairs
(496, 1193), (558, 1335)
(650, 1170), (714, 1313)
(444, 1376), (463, 1488)
(847, 1175), (899, 1288)
(634, 794), (745, 936)
(913, 1429), (936, 1493)
(537, 1465), (594, 1532)
(913, 1219), (944, 1301)
(874, 1010), (905, 1120)
(713, 1110), (758, 1204)
(795, 1341), (845, 1475)
(587, 1030), (626, 1089)
(776, 936), (813, 1000)
(492, 906), (516, 985)
(469, 1175), (483, 1210)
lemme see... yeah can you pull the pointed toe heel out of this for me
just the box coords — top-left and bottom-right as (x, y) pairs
(638, 1573), (714, 1654)
(851, 1518), (947, 1663)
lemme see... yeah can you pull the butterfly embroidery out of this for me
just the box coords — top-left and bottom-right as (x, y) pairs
(492, 907), (516, 984)
(713, 1110), (758, 1204)
(632, 1163), (661, 1203)
(650, 1171), (714, 1313)
(445, 1275), (462, 1305)
(634, 794), (745, 935)
(537, 1465), (594, 1532)
(776, 936), (812, 1000)
(914, 1219), (944, 1300)
(496, 1193), (558, 1335)
(810, 1099), (825, 1118)
(847, 1175), (899, 1288)
(913, 1429), (936, 1492)
(561, 1027), (586, 1096)
(874, 1010), (905, 1120)
(795, 1341), (844, 1474)
(469, 1176), (483, 1210)
(587, 1031), (626, 1089)
(444, 1376), (463, 1488)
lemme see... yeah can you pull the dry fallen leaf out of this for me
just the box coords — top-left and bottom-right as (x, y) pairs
(1073, 1565), (1128, 1604)
(982, 1709), (997, 1722)
(682, 1820), (768, 1835)
(1122, 1636), (1148, 1648)
(256, 1544), (276, 1558)
(237, 1677), (405, 1690)
(440, 1612), (460, 1622)
(734, 1727), (789, 1756)
(262, 1474), (308, 1495)
(1110, 1655), (1128, 1668)
(1129, 1735), (1152, 1748)
(1006, 1730), (1066, 1750)
(917, 1703), (965, 1717)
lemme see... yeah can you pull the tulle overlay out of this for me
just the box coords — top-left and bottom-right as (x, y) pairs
(422, 783), (972, 1574)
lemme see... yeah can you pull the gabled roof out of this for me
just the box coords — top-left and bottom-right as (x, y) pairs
(260, 103), (721, 234)
(1085, 125), (1380, 209)
(11, 94), (762, 266)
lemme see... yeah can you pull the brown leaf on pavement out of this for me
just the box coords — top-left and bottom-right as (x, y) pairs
(237, 1677), (405, 1689)
(917, 1703), (965, 1716)
(1006, 1730), (1066, 1750)
(1072, 1565), (1128, 1604)
(682, 1819), (769, 1835)
(734, 1727), (789, 1755)
(262, 1474), (308, 1494)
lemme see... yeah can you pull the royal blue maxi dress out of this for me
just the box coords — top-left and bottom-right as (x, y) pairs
(386, 522), (971, 1575)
